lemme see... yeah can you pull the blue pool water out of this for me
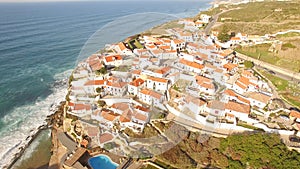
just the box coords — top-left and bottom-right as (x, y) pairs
(89, 155), (118, 169)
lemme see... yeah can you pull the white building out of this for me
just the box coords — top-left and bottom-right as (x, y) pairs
(146, 76), (169, 92)
(138, 89), (165, 107)
(171, 39), (186, 51)
(245, 92), (271, 109)
(128, 78), (145, 96)
(106, 81), (127, 96)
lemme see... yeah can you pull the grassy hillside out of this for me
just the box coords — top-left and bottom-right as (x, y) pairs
(212, 1), (300, 35)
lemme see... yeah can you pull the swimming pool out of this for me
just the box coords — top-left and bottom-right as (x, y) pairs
(88, 155), (119, 169)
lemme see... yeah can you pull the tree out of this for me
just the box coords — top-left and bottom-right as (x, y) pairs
(96, 67), (107, 75)
(96, 87), (102, 93)
(218, 26), (231, 42)
(98, 100), (106, 107)
(244, 61), (254, 68)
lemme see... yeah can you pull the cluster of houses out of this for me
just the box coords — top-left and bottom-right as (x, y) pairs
(65, 14), (300, 149)
(178, 14), (211, 31)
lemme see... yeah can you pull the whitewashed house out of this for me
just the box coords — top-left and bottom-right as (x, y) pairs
(146, 76), (169, 92)
(106, 81), (127, 96)
(128, 78), (145, 96)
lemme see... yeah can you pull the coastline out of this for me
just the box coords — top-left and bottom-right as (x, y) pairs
(5, 102), (65, 169)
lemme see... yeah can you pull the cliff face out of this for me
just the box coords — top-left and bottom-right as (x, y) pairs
(48, 101), (66, 169)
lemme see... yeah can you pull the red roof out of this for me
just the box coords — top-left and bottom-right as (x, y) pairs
(84, 80), (106, 86)
(147, 76), (168, 83)
(118, 42), (127, 51)
(225, 101), (250, 114)
(140, 89), (163, 99)
(172, 39), (185, 44)
(129, 78), (145, 87)
(223, 63), (238, 71)
(74, 104), (91, 111)
(99, 133), (114, 143)
(105, 55), (122, 62)
(290, 110), (300, 119)
(101, 110), (119, 121)
(179, 59), (204, 70)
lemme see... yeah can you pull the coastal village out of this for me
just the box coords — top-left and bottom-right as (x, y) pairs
(50, 4), (300, 169)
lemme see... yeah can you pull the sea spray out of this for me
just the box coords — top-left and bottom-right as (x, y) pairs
(0, 70), (70, 169)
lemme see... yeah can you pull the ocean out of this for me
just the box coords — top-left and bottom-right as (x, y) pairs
(0, 0), (211, 168)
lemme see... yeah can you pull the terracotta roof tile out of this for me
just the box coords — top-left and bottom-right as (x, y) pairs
(225, 101), (250, 114)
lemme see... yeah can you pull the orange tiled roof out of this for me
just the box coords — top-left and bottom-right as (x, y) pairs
(159, 45), (171, 50)
(99, 133), (114, 143)
(132, 69), (141, 75)
(135, 105), (149, 112)
(84, 80), (106, 86)
(107, 81), (127, 88)
(179, 59), (204, 70)
(173, 39), (185, 44)
(129, 78), (144, 87)
(246, 92), (271, 104)
(223, 63), (238, 71)
(235, 81), (247, 90)
(140, 89), (163, 99)
(231, 37), (241, 41)
(155, 67), (171, 75)
(111, 102), (129, 111)
(105, 55), (122, 62)
(290, 110), (300, 119)
(225, 101), (250, 114)
(101, 110), (119, 121)
(74, 104), (91, 111)
(134, 112), (148, 122)
(147, 76), (168, 83)
(118, 42), (127, 51)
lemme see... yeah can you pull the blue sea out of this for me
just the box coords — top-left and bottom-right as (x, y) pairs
(0, 0), (211, 167)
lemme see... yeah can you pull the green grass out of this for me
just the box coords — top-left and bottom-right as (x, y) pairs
(282, 42), (296, 50)
(236, 44), (280, 65)
(276, 32), (300, 38)
(237, 123), (263, 131)
(259, 70), (300, 108)
(134, 39), (143, 49)
(259, 70), (288, 91)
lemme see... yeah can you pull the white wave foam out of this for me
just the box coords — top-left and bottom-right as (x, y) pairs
(0, 69), (71, 169)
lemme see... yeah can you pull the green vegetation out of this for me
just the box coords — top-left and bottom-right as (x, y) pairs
(96, 87), (103, 94)
(114, 65), (130, 72)
(243, 60), (254, 68)
(103, 142), (117, 150)
(220, 133), (300, 169)
(128, 39), (144, 50)
(123, 125), (160, 138)
(155, 132), (300, 169)
(97, 100), (106, 107)
(282, 42), (296, 50)
(217, 26), (231, 42)
(96, 67), (107, 75)
(259, 70), (288, 91)
(237, 122), (263, 131)
(214, 1), (300, 35)
(276, 32), (300, 38)
(236, 44), (280, 64)
(259, 70), (300, 108)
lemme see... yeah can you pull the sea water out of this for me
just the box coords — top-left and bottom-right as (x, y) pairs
(0, 1), (211, 168)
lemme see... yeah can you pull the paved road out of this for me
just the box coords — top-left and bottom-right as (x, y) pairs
(204, 8), (240, 35)
(236, 52), (300, 81)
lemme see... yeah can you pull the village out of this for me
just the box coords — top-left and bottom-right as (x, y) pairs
(57, 13), (300, 169)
